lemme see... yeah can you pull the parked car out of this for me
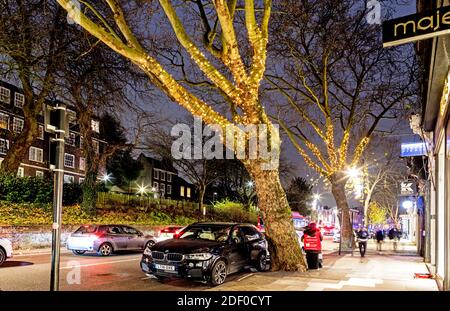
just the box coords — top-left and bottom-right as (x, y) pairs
(321, 225), (335, 236)
(333, 230), (341, 243)
(155, 226), (185, 243)
(0, 238), (13, 265)
(67, 225), (157, 256)
(141, 222), (270, 286)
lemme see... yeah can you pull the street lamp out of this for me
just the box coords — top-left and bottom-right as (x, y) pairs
(402, 199), (413, 210)
(247, 181), (254, 188)
(137, 184), (148, 196)
(101, 173), (112, 184)
(346, 167), (361, 180)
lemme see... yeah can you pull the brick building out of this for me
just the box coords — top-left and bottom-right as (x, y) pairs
(0, 80), (106, 183)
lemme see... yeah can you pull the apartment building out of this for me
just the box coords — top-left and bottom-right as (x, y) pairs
(0, 80), (106, 183)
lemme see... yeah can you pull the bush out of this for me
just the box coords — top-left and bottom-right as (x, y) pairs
(0, 201), (199, 226)
(0, 173), (84, 205)
(212, 199), (258, 224)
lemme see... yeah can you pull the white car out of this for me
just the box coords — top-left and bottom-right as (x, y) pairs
(333, 230), (341, 243)
(0, 238), (13, 265)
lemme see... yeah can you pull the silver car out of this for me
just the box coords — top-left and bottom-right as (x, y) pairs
(0, 238), (13, 265)
(67, 225), (157, 256)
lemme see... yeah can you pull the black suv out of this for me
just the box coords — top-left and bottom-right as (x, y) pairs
(140, 222), (270, 286)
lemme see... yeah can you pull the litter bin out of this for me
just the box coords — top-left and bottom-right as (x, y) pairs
(306, 252), (319, 270)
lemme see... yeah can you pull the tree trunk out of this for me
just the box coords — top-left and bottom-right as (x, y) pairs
(245, 162), (307, 271)
(198, 185), (205, 220)
(82, 169), (98, 215)
(331, 173), (353, 251)
(364, 197), (370, 227)
(78, 107), (99, 215)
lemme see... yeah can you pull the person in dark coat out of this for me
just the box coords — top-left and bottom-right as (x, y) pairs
(376, 227), (384, 253)
(301, 222), (323, 269)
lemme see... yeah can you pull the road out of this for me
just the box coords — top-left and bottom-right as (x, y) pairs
(0, 249), (252, 291)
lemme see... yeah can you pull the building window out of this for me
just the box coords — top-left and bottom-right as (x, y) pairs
(93, 140), (99, 153)
(153, 169), (159, 180)
(91, 120), (100, 133)
(38, 125), (44, 140)
(152, 182), (159, 190)
(64, 174), (74, 184)
(0, 139), (8, 154)
(160, 183), (165, 195)
(180, 186), (185, 197)
(167, 173), (172, 182)
(167, 184), (172, 195)
(0, 87), (10, 104)
(186, 187), (191, 198)
(14, 93), (24, 108)
(0, 112), (9, 129)
(65, 132), (76, 146)
(29, 147), (43, 162)
(17, 167), (24, 177)
(79, 177), (85, 184)
(64, 153), (75, 168)
(79, 157), (85, 171)
(13, 117), (24, 133)
(80, 136), (84, 149)
(36, 170), (44, 178)
(160, 171), (166, 181)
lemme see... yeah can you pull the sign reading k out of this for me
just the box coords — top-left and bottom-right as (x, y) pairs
(399, 181), (417, 196)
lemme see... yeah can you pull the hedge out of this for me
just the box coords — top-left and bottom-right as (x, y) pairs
(0, 202), (198, 226)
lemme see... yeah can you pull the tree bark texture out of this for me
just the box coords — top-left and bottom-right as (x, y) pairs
(331, 173), (353, 251)
(246, 162), (307, 271)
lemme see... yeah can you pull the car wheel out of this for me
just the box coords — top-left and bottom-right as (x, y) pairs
(257, 253), (269, 272)
(0, 248), (6, 266)
(72, 250), (86, 255)
(145, 240), (155, 249)
(210, 259), (227, 286)
(97, 243), (113, 256)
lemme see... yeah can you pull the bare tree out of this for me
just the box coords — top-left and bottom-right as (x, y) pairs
(267, 0), (418, 249)
(54, 28), (156, 214)
(56, 0), (306, 270)
(145, 126), (222, 218)
(0, 1), (67, 173)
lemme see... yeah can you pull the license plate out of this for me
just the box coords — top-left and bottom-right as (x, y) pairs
(155, 264), (175, 271)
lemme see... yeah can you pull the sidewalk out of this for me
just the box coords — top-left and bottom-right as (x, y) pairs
(211, 241), (438, 291)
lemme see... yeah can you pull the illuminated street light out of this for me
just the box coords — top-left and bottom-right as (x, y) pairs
(137, 184), (148, 195)
(313, 193), (321, 201)
(247, 181), (254, 188)
(402, 200), (413, 210)
(101, 173), (112, 183)
(346, 167), (361, 179)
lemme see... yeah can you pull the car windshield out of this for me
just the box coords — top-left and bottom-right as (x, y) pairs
(179, 226), (231, 242)
(75, 226), (97, 234)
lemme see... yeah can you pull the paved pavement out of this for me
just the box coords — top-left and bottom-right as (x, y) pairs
(0, 237), (438, 291)
(212, 238), (439, 291)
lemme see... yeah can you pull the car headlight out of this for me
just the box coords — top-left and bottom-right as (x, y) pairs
(143, 248), (152, 256)
(185, 253), (213, 260)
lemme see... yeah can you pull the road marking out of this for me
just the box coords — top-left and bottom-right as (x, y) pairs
(237, 273), (254, 282)
(60, 258), (140, 269)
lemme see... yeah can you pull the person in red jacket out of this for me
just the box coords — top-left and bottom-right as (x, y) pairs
(301, 222), (323, 270)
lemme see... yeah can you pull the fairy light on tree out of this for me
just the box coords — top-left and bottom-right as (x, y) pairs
(56, 0), (306, 271)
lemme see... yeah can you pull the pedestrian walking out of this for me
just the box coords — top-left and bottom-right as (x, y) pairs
(389, 225), (401, 251)
(301, 222), (323, 269)
(356, 226), (369, 257)
(376, 227), (384, 253)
